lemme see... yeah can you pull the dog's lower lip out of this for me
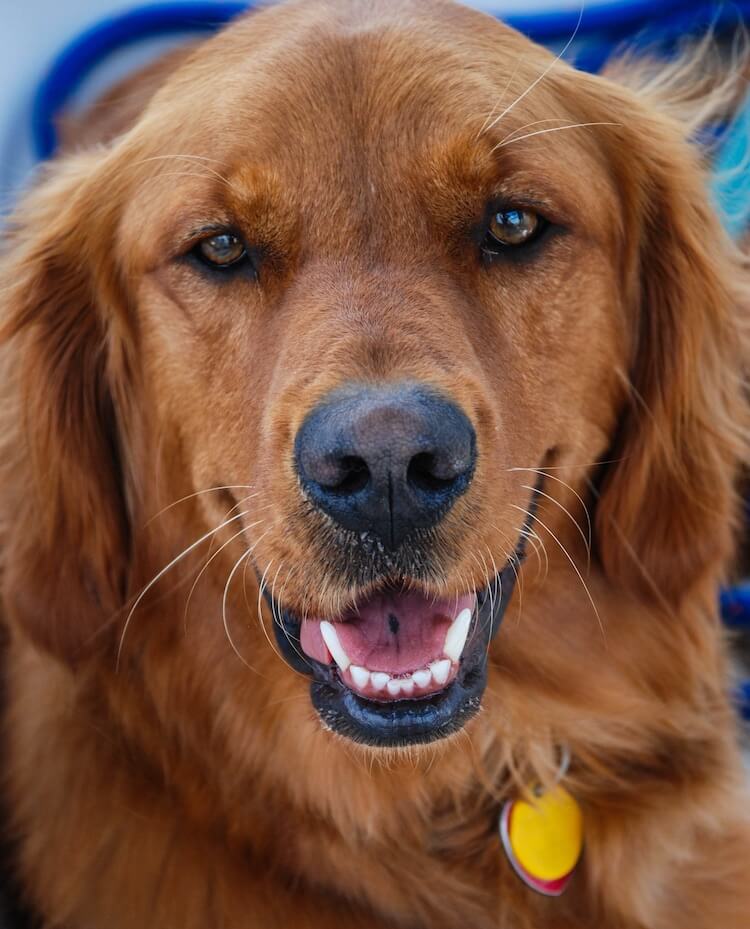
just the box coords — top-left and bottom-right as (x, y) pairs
(267, 576), (514, 747)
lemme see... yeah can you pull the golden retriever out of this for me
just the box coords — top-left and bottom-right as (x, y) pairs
(1, 1), (749, 927)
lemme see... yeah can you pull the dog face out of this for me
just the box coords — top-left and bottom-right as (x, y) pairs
(2, 0), (745, 752)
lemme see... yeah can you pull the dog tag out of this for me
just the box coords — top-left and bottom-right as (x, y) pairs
(499, 785), (583, 896)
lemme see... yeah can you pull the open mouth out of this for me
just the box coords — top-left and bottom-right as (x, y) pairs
(267, 543), (530, 747)
(264, 479), (542, 747)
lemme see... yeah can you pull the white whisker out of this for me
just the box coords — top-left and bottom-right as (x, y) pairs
(145, 485), (255, 525)
(130, 154), (241, 194)
(220, 528), (273, 671)
(222, 549), (260, 674)
(512, 504), (605, 642)
(516, 526), (549, 582)
(509, 466), (592, 558)
(116, 510), (249, 670)
(478, 55), (523, 137)
(182, 518), (265, 632)
(482, 3), (584, 136)
(498, 117), (581, 143)
(494, 121), (620, 151)
(521, 483), (591, 567)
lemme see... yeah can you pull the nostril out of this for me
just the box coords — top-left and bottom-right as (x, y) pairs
(407, 452), (460, 494)
(295, 384), (476, 548)
(325, 456), (370, 495)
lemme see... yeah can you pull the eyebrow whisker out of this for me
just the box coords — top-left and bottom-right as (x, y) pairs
(494, 121), (621, 152)
(481, 2), (585, 136)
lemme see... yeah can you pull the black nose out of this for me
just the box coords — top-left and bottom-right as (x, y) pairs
(294, 384), (476, 550)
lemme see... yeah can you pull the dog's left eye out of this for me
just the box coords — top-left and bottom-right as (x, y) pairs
(483, 208), (545, 252)
(194, 233), (248, 269)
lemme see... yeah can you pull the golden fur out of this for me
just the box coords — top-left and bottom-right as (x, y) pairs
(1, 1), (749, 926)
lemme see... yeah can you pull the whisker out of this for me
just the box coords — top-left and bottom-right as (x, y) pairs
(132, 154), (230, 167)
(264, 561), (310, 674)
(145, 485), (256, 526)
(516, 526), (548, 582)
(482, 3), (584, 136)
(494, 122), (620, 152)
(255, 559), (292, 669)
(130, 154), (240, 194)
(509, 466), (592, 559)
(485, 544), (512, 631)
(222, 548), (261, 674)
(253, 558), (309, 676)
(498, 116), (585, 145)
(182, 518), (265, 633)
(219, 528), (274, 672)
(201, 495), (269, 567)
(116, 510), (249, 670)
(511, 504), (606, 642)
(476, 548), (495, 619)
(520, 483), (591, 567)
(478, 55), (522, 137)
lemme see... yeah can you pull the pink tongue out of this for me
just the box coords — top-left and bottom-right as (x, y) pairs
(300, 589), (476, 674)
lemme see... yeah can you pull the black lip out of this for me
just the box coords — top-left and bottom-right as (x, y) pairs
(264, 480), (543, 747)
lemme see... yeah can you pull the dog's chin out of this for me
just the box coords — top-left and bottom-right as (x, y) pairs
(266, 560), (522, 748)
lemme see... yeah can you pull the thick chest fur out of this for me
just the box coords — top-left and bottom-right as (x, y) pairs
(6, 642), (750, 929)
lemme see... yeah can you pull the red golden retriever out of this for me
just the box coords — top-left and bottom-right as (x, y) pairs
(1, 1), (749, 927)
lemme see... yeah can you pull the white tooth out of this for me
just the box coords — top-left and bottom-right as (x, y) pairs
(386, 679), (402, 696)
(320, 621), (351, 672)
(412, 669), (432, 689)
(350, 666), (370, 690)
(400, 677), (415, 696)
(371, 672), (390, 691)
(443, 608), (472, 663)
(430, 659), (452, 686)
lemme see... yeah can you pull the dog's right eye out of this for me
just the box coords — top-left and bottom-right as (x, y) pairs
(193, 233), (248, 270)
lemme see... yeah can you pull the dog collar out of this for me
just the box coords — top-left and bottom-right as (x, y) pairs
(499, 753), (583, 896)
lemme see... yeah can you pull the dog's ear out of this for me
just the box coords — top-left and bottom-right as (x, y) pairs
(590, 73), (749, 608)
(1, 153), (136, 664)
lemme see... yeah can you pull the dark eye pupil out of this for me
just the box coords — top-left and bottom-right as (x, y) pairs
(211, 234), (236, 255)
(486, 208), (540, 249)
(199, 233), (246, 266)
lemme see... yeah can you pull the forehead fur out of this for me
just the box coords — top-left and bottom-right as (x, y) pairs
(119, 0), (619, 266)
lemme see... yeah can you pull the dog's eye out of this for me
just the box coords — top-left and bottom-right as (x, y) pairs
(483, 208), (544, 252)
(195, 233), (247, 268)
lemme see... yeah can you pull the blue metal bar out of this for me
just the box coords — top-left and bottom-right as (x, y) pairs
(736, 682), (750, 721)
(32, 2), (249, 159)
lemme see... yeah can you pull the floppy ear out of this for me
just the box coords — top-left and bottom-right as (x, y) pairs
(0, 153), (136, 664)
(592, 83), (749, 608)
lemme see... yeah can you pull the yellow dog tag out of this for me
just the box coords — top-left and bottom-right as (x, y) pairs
(500, 785), (583, 896)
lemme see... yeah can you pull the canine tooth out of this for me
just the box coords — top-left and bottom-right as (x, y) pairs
(443, 608), (472, 663)
(320, 621), (351, 672)
(350, 666), (370, 689)
(371, 672), (390, 691)
(386, 679), (402, 696)
(430, 659), (452, 686)
(412, 669), (432, 689)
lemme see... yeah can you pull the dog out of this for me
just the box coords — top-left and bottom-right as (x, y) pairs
(1, 1), (749, 926)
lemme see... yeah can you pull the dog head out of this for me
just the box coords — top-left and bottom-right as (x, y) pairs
(1, 0), (746, 752)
